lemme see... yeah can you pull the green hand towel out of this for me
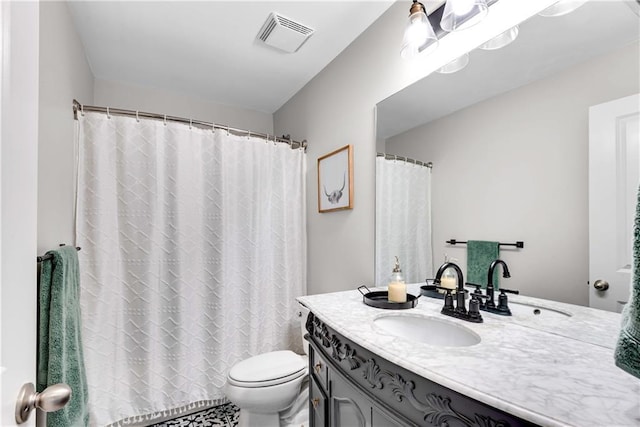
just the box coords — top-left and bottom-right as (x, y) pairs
(37, 246), (90, 427)
(466, 240), (500, 289)
(615, 185), (640, 379)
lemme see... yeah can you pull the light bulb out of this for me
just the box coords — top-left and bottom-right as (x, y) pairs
(401, 3), (438, 59)
(440, 0), (489, 32)
(539, 0), (588, 17)
(436, 53), (470, 74)
(479, 25), (519, 50)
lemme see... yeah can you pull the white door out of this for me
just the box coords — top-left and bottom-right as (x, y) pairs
(1, 2), (40, 426)
(589, 93), (640, 312)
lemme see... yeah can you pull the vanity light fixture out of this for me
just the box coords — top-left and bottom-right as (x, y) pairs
(479, 25), (519, 50)
(400, 0), (438, 59)
(538, 0), (588, 17)
(436, 53), (469, 74)
(440, 0), (489, 32)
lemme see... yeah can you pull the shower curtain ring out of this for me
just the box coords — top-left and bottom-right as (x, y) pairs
(247, 131), (251, 139)
(136, 111), (140, 123)
(265, 134), (269, 143)
(80, 104), (85, 116)
(226, 126), (230, 136)
(106, 107), (111, 119)
(212, 122), (215, 133)
(164, 115), (167, 126)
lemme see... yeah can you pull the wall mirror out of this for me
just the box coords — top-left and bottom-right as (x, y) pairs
(375, 0), (640, 308)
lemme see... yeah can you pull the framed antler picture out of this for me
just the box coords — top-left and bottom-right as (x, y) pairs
(317, 144), (353, 213)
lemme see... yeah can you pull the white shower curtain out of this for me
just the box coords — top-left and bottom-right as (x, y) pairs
(375, 157), (433, 286)
(76, 112), (306, 426)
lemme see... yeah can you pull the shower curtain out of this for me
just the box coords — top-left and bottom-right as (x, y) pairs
(75, 112), (306, 426)
(375, 157), (433, 286)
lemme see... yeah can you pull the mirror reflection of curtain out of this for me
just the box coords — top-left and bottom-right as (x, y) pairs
(375, 157), (433, 286)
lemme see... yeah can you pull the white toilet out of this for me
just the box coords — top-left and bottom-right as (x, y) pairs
(225, 303), (310, 427)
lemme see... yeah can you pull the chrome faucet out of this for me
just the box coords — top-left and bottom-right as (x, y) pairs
(434, 262), (483, 323)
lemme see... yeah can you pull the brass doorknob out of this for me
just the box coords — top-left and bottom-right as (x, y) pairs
(312, 398), (320, 409)
(15, 382), (71, 424)
(594, 280), (609, 291)
(314, 362), (323, 373)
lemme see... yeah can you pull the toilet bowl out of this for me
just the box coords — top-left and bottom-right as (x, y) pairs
(225, 303), (310, 427)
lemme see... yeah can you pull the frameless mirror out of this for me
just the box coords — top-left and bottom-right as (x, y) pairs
(375, 0), (640, 306)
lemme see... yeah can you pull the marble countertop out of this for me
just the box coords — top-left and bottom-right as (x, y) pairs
(298, 284), (640, 427)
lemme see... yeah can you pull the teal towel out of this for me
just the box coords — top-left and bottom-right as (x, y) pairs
(466, 240), (500, 289)
(615, 185), (640, 379)
(37, 246), (89, 427)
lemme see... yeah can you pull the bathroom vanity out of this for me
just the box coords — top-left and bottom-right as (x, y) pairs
(298, 284), (640, 427)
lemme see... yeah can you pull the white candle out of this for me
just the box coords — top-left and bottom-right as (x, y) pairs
(440, 276), (457, 292)
(388, 281), (407, 303)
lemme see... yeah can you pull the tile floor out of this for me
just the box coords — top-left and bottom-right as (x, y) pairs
(151, 403), (239, 427)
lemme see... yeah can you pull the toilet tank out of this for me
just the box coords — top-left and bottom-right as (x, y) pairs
(298, 302), (310, 355)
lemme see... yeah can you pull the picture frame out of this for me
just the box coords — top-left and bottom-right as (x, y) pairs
(317, 144), (353, 213)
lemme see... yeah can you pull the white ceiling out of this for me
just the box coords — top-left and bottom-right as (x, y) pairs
(377, 0), (640, 139)
(68, 1), (395, 114)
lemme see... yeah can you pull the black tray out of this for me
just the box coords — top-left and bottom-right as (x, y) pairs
(420, 284), (444, 299)
(357, 285), (419, 309)
(420, 283), (469, 300)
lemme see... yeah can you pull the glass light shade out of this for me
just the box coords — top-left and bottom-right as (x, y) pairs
(538, 0), (588, 17)
(400, 10), (438, 59)
(436, 53), (470, 74)
(440, 0), (489, 32)
(479, 25), (519, 50)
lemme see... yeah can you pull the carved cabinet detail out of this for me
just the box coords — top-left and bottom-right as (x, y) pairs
(305, 312), (539, 427)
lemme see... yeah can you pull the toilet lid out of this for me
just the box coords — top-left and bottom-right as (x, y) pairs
(228, 350), (306, 388)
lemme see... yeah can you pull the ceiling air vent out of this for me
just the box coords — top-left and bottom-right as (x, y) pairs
(258, 13), (314, 53)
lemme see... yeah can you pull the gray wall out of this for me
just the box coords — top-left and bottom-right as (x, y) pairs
(273, 3), (423, 295)
(93, 79), (274, 135)
(387, 42), (639, 305)
(38, 1), (94, 254)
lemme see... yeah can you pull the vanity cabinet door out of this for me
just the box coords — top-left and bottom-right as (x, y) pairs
(371, 407), (404, 427)
(310, 373), (328, 427)
(310, 345), (329, 391)
(330, 371), (372, 427)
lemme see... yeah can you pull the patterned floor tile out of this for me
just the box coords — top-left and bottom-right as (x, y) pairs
(151, 403), (238, 427)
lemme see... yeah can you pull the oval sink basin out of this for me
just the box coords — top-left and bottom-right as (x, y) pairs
(373, 314), (481, 347)
(509, 302), (572, 319)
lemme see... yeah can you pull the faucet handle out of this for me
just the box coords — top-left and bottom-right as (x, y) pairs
(499, 288), (519, 295)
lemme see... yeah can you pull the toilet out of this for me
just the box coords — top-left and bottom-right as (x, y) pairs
(225, 303), (310, 427)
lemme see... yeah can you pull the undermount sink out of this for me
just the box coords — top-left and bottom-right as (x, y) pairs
(373, 314), (481, 347)
(508, 302), (572, 319)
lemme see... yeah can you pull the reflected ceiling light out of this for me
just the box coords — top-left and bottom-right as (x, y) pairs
(479, 25), (519, 50)
(538, 0), (588, 17)
(440, 0), (489, 32)
(400, 0), (438, 59)
(436, 53), (470, 74)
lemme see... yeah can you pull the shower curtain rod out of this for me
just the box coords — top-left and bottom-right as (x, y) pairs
(72, 99), (307, 150)
(377, 152), (433, 168)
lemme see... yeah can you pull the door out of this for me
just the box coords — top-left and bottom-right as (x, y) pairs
(1, 2), (40, 426)
(589, 93), (640, 312)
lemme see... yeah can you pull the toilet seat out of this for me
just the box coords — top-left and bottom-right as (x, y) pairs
(228, 350), (307, 388)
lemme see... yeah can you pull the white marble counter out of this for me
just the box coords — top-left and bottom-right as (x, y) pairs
(298, 284), (640, 427)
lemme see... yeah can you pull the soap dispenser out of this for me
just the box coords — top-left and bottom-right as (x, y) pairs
(388, 256), (407, 303)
